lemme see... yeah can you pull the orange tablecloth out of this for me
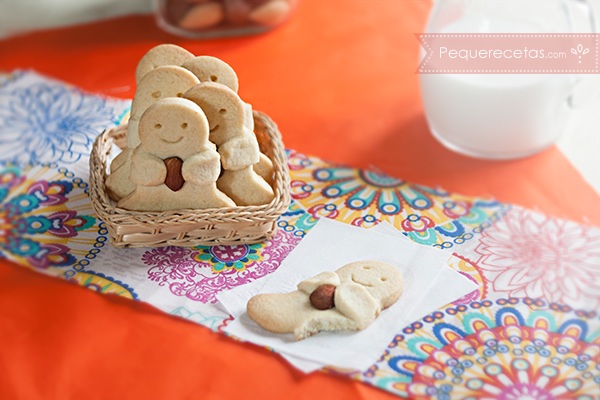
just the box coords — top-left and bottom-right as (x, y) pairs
(0, 1), (598, 399)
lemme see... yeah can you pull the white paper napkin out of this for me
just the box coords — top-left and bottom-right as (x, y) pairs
(218, 218), (478, 372)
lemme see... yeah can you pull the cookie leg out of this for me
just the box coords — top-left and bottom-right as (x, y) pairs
(178, 183), (236, 209)
(253, 152), (275, 185)
(294, 312), (358, 341)
(217, 166), (274, 206)
(118, 184), (235, 211)
(117, 186), (164, 211)
(247, 291), (356, 340)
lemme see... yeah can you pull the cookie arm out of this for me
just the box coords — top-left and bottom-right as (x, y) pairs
(182, 149), (221, 185)
(129, 149), (167, 186)
(334, 282), (381, 329)
(219, 134), (260, 171)
(297, 271), (341, 294)
(109, 148), (130, 173)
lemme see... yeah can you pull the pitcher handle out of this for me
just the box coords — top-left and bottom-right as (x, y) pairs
(568, 0), (599, 107)
(575, 0), (597, 33)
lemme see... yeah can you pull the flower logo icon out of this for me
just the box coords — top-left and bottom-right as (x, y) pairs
(571, 44), (590, 64)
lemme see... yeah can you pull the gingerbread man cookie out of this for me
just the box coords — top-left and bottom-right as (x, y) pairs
(182, 55), (239, 92)
(184, 82), (274, 206)
(128, 65), (201, 150)
(181, 55), (255, 132)
(106, 65), (200, 201)
(117, 98), (235, 211)
(135, 43), (194, 83)
(247, 261), (404, 340)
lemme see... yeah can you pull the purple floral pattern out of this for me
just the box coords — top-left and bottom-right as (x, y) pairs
(143, 229), (301, 303)
(0, 163), (104, 271)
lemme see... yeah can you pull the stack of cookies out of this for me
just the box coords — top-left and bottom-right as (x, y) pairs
(106, 44), (275, 212)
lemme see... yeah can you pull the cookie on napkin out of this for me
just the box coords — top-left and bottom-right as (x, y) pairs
(247, 260), (404, 340)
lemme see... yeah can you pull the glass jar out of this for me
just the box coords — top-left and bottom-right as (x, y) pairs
(155, 0), (298, 39)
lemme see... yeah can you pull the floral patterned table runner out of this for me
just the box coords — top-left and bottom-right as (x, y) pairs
(1, 71), (598, 398)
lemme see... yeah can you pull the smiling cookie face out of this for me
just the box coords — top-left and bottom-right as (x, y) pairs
(184, 82), (246, 146)
(131, 65), (200, 118)
(336, 260), (404, 308)
(138, 97), (211, 159)
(127, 66), (200, 149)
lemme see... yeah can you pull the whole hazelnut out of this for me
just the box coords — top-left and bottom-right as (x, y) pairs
(309, 284), (336, 310)
(163, 157), (185, 191)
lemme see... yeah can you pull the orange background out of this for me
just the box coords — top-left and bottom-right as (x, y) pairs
(0, 1), (598, 399)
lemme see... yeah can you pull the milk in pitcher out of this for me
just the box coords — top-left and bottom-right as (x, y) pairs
(420, 15), (574, 159)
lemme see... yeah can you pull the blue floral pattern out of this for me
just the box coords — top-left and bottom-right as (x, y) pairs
(0, 71), (130, 165)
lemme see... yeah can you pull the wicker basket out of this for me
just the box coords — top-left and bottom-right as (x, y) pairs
(89, 111), (291, 248)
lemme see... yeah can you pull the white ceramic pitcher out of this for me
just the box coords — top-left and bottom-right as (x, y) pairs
(419, 0), (597, 160)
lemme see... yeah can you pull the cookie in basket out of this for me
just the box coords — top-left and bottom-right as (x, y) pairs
(129, 65), (201, 149)
(135, 43), (194, 83)
(117, 97), (235, 211)
(106, 65), (200, 201)
(184, 82), (275, 206)
(181, 55), (261, 147)
(182, 55), (239, 92)
(247, 261), (404, 340)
